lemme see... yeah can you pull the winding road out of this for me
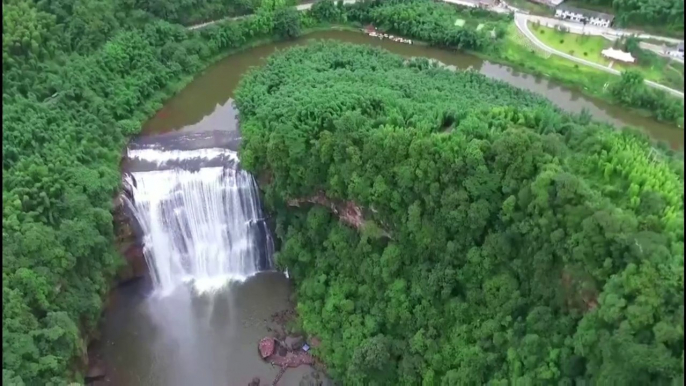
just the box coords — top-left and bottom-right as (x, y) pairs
(188, 0), (358, 30)
(514, 13), (684, 98)
(186, 0), (683, 98)
(518, 13), (683, 45)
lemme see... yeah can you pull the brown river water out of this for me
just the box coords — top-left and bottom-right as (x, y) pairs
(143, 30), (683, 149)
(98, 29), (684, 386)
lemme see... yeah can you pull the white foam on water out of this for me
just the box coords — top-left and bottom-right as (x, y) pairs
(127, 148), (239, 165)
(125, 148), (271, 295)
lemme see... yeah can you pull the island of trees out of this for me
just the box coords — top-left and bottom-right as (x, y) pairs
(3, 0), (684, 384)
(235, 41), (684, 385)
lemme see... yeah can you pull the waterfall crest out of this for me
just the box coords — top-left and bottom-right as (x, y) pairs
(124, 146), (273, 295)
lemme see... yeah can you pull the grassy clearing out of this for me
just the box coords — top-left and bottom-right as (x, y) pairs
(529, 22), (685, 91)
(615, 56), (686, 92)
(529, 22), (613, 65)
(507, 22), (550, 58)
(664, 64), (684, 90)
(495, 23), (617, 99)
(454, 18), (466, 27)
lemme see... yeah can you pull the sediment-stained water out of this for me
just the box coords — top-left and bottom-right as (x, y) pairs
(98, 28), (684, 386)
(143, 30), (683, 149)
(98, 273), (310, 386)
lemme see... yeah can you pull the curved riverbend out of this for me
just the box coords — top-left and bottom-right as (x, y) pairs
(144, 30), (683, 149)
(99, 30), (684, 386)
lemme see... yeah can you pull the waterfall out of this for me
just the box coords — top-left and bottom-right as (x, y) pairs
(124, 145), (273, 295)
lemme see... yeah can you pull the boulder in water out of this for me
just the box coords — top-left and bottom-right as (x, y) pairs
(259, 337), (275, 359)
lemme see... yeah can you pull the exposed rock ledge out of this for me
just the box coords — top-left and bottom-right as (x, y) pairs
(112, 189), (147, 285)
(287, 192), (391, 238)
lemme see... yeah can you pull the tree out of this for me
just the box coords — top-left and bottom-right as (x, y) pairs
(273, 5), (301, 39)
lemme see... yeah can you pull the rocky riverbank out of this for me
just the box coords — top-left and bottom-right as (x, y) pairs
(250, 307), (332, 386)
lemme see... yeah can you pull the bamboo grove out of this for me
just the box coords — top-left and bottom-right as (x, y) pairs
(2, 0), (684, 384)
(234, 42), (684, 385)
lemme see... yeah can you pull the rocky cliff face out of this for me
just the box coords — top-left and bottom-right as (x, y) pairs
(287, 192), (365, 230)
(113, 193), (147, 285)
(286, 191), (391, 238)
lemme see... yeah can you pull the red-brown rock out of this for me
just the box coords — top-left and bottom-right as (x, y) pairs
(259, 337), (275, 359)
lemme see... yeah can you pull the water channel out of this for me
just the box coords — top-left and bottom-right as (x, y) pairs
(98, 29), (684, 386)
(144, 29), (683, 149)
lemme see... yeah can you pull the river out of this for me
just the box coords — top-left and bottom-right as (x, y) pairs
(143, 30), (683, 149)
(98, 29), (683, 386)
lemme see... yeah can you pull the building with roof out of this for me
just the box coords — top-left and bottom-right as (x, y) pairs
(554, 5), (614, 28)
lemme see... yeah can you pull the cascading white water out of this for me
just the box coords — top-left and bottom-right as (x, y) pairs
(125, 146), (273, 295)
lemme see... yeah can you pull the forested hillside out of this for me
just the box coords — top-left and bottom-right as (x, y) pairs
(3, 0), (684, 383)
(2, 0), (309, 383)
(235, 42), (685, 385)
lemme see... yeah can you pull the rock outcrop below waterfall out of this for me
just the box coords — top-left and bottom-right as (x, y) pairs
(113, 193), (147, 284)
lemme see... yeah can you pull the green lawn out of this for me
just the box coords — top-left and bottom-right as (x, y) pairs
(663, 63), (684, 91)
(454, 18), (466, 27)
(498, 23), (614, 94)
(528, 22), (684, 91)
(529, 23), (613, 65)
(615, 56), (685, 92)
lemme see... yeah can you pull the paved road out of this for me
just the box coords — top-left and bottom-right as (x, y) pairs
(514, 13), (684, 98)
(188, 0), (357, 30)
(185, 0), (683, 97)
(500, 1), (683, 45)
(638, 42), (685, 64)
(523, 14), (683, 45)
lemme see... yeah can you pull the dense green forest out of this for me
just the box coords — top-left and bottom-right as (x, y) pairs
(349, 0), (510, 50)
(571, 0), (684, 36)
(609, 69), (684, 125)
(3, 0), (684, 383)
(2, 0), (310, 383)
(235, 42), (684, 385)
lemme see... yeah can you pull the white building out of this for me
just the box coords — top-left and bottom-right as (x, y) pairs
(554, 5), (614, 28)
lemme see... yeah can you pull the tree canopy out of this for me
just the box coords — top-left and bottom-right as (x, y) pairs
(2, 0), (305, 383)
(3, 0), (683, 383)
(235, 41), (685, 385)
